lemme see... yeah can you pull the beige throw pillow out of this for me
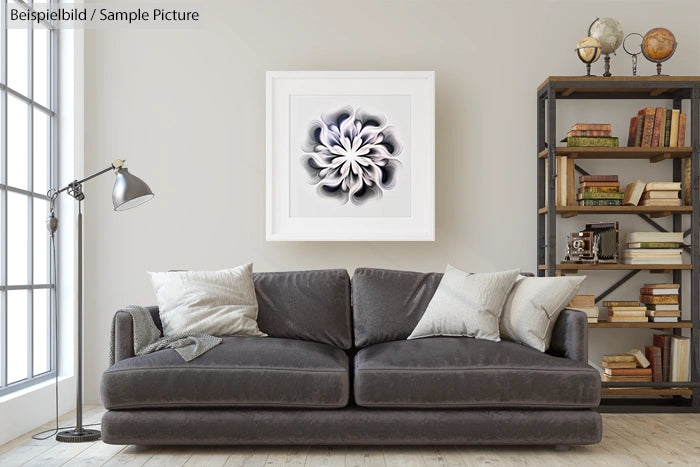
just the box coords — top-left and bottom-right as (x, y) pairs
(148, 263), (267, 337)
(407, 265), (521, 342)
(499, 275), (585, 352)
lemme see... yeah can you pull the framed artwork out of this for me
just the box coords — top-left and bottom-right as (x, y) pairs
(266, 71), (435, 241)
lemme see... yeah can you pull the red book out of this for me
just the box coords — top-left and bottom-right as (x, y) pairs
(650, 107), (665, 147)
(627, 115), (639, 147)
(571, 123), (611, 131)
(653, 334), (672, 382)
(678, 113), (687, 146)
(579, 175), (618, 183)
(645, 345), (663, 382)
(640, 107), (656, 148)
(567, 129), (613, 137)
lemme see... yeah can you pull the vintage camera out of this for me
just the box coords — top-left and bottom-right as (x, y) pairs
(564, 222), (619, 264)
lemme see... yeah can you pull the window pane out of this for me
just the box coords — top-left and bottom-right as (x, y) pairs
(8, 95), (29, 190)
(7, 28), (29, 96)
(34, 110), (49, 195)
(7, 290), (29, 384)
(33, 26), (49, 108)
(33, 289), (50, 376)
(8, 192), (29, 285)
(34, 198), (49, 284)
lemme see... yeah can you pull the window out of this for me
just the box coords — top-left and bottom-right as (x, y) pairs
(1, 0), (57, 395)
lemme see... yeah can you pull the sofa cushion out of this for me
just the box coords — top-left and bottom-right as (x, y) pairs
(254, 269), (352, 349)
(352, 268), (443, 347)
(101, 337), (349, 409)
(354, 337), (600, 409)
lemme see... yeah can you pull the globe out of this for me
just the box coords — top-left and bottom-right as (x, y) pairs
(588, 17), (624, 54)
(642, 28), (677, 61)
(576, 37), (602, 63)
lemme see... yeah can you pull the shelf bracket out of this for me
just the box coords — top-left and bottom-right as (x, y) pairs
(650, 153), (672, 163)
(595, 270), (641, 303)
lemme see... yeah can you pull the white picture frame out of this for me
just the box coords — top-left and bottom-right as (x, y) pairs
(266, 71), (435, 241)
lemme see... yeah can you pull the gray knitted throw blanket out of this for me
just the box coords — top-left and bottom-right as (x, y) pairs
(109, 305), (222, 365)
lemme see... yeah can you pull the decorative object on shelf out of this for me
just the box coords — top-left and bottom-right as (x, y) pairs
(641, 27), (677, 76)
(564, 222), (619, 264)
(588, 17), (624, 77)
(575, 36), (602, 76)
(266, 71), (435, 241)
(47, 159), (154, 442)
(622, 32), (643, 76)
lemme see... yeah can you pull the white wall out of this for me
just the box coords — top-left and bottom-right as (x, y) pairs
(82, 0), (700, 403)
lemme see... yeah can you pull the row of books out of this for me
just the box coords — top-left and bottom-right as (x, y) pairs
(622, 180), (682, 207)
(561, 123), (618, 147)
(601, 334), (690, 383)
(627, 107), (687, 148)
(623, 231), (684, 265)
(577, 175), (622, 206)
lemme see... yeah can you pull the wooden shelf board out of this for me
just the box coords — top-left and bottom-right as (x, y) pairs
(538, 76), (700, 95)
(537, 147), (691, 160)
(602, 387), (693, 397)
(539, 264), (692, 271)
(589, 320), (692, 329)
(538, 206), (691, 217)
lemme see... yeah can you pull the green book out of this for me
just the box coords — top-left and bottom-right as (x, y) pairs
(563, 136), (619, 147)
(627, 242), (681, 249)
(577, 199), (623, 206)
(576, 192), (625, 200)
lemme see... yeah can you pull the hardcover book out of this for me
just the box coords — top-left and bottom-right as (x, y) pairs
(579, 181), (621, 188)
(663, 108), (672, 147)
(647, 304), (681, 311)
(580, 175), (618, 182)
(645, 182), (682, 191)
(670, 335), (690, 382)
(639, 288), (679, 295)
(626, 232), (684, 243)
(602, 374), (652, 382)
(568, 129), (613, 137)
(639, 199), (682, 207)
(677, 112), (687, 146)
(564, 136), (619, 147)
(644, 345), (663, 382)
(627, 115), (639, 147)
(603, 368), (652, 376)
(577, 199), (623, 206)
(650, 107), (665, 147)
(669, 109), (680, 147)
(579, 186), (622, 193)
(643, 283), (679, 289)
(602, 301), (640, 307)
(601, 361), (637, 369)
(652, 334), (672, 381)
(640, 295), (679, 304)
(647, 310), (681, 317)
(622, 180), (645, 206)
(641, 191), (680, 200)
(627, 348), (651, 368)
(576, 192), (625, 200)
(571, 123), (612, 131)
(602, 355), (636, 363)
(640, 107), (656, 147)
(607, 316), (649, 322)
(627, 242), (681, 249)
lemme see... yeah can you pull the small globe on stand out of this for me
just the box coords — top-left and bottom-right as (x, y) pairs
(576, 37), (602, 76)
(588, 17), (624, 77)
(641, 27), (677, 76)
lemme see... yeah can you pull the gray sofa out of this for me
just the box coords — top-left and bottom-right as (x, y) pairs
(101, 268), (602, 446)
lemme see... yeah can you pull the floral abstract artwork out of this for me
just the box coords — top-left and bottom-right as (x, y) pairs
(301, 106), (402, 206)
(267, 71), (434, 241)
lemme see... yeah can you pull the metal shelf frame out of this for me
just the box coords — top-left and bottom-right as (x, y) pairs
(536, 76), (700, 412)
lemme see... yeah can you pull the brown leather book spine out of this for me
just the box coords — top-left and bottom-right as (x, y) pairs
(650, 107), (665, 147)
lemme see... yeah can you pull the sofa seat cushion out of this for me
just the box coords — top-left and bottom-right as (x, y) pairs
(354, 337), (600, 409)
(101, 337), (349, 409)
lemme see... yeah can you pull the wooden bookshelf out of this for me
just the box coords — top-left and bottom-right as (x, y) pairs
(538, 206), (691, 218)
(537, 146), (691, 161)
(589, 320), (692, 329)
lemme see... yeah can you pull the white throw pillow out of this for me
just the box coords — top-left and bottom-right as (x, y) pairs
(499, 275), (586, 352)
(148, 263), (267, 337)
(407, 265), (521, 342)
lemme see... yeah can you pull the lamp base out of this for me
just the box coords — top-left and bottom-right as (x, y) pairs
(56, 428), (101, 442)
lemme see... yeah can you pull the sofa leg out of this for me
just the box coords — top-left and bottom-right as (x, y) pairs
(554, 444), (569, 452)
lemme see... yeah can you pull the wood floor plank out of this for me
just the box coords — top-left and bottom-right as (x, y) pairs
(102, 445), (156, 467)
(383, 447), (426, 467)
(21, 440), (94, 466)
(304, 446), (345, 467)
(183, 446), (233, 466)
(62, 442), (126, 466)
(223, 447), (268, 467)
(0, 444), (55, 466)
(345, 446), (385, 467)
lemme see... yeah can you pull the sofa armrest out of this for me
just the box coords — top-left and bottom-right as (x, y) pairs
(547, 309), (588, 363)
(112, 306), (161, 363)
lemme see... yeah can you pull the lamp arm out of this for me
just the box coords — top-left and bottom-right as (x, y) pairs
(54, 159), (126, 195)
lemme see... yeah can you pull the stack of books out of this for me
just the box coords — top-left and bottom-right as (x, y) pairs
(562, 123), (618, 147)
(601, 351), (651, 382)
(603, 300), (648, 323)
(639, 182), (682, 207)
(627, 107), (687, 148)
(567, 294), (599, 323)
(640, 283), (680, 323)
(623, 231), (684, 264)
(577, 175), (622, 206)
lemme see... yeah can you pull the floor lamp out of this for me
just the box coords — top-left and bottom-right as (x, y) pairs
(48, 159), (154, 442)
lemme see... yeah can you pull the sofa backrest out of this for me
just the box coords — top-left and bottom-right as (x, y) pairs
(253, 269), (352, 349)
(352, 268), (442, 348)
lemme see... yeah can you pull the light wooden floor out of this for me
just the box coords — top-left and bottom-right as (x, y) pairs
(1, 406), (699, 466)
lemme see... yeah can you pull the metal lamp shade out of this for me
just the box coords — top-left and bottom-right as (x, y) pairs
(112, 167), (154, 211)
